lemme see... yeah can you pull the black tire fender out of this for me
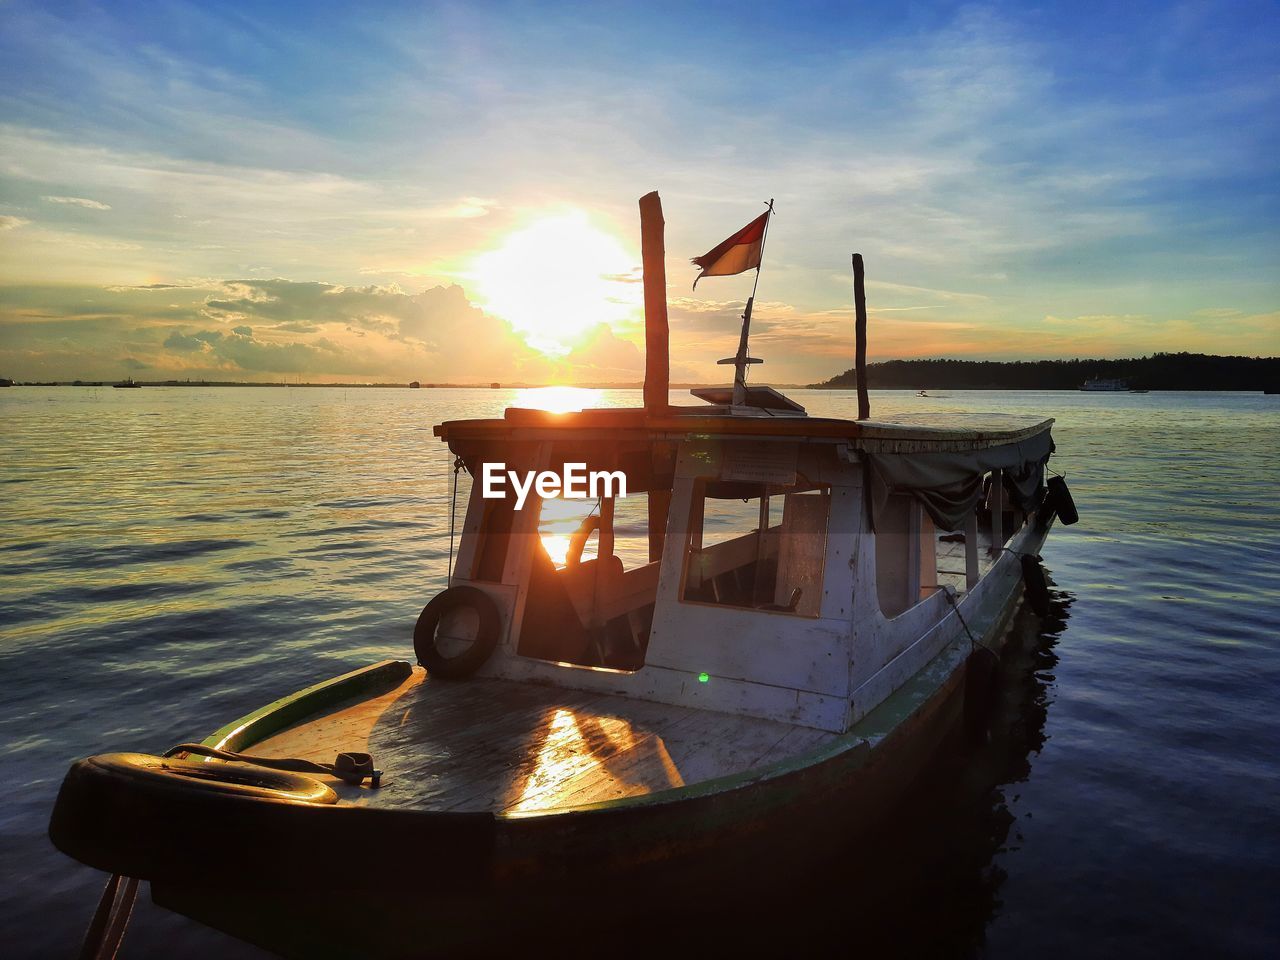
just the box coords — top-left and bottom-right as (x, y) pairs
(1020, 554), (1051, 617)
(414, 586), (502, 679)
(1047, 475), (1079, 525)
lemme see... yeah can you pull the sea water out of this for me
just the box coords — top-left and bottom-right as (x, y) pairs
(1, 387), (1277, 958)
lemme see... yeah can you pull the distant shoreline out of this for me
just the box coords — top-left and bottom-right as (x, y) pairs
(3, 351), (1277, 391)
(811, 352), (1279, 392)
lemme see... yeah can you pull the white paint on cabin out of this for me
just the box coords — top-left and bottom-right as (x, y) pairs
(440, 421), (1049, 736)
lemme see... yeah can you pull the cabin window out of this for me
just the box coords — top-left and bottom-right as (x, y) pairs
(681, 480), (830, 618)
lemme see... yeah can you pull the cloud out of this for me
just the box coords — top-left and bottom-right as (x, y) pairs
(41, 195), (111, 210)
(0, 277), (656, 382)
(563, 325), (644, 378)
(214, 329), (339, 373)
(0, 215), (31, 230)
(196, 278), (492, 348)
(164, 329), (222, 351)
(107, 282), (195, 291)
(1042, 313), (1151, 325)
(428, 197), (499, 219)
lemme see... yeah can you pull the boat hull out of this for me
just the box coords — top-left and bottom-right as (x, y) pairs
(147, 659), (972, 958)
(50, 530), (1047, 958)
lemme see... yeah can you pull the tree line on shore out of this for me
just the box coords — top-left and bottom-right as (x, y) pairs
(810, 352), (1280, 391)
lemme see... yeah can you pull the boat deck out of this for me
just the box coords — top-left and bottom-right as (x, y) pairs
(933, 525), (998, 595)
(248, 670), (835, 814)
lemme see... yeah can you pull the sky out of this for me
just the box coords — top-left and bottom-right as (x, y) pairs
(1, 0), (1277, 384)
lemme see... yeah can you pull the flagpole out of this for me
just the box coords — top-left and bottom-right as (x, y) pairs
(730, 198), (774, 407)
(748, 198), (774, 305)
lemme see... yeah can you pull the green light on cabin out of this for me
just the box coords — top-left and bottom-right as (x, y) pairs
(698, 672), (710, 683)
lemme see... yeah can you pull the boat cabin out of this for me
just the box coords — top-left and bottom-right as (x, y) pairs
(433, 403), (1053, 734)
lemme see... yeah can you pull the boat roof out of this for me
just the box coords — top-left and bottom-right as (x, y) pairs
(434, 407), (1053, 454)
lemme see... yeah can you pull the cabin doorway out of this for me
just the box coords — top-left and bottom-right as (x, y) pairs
(515, 492), (664, 672)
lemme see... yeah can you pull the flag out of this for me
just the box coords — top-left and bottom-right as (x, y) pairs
(691, 209), (770, 289)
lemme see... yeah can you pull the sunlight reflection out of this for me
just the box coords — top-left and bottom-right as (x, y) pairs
(511, 708), (587, 810)
(540, 533), (572, 566)
(512, 385), (603, 413)
(539, 497), (600, 568)
(507, 707), (685, 812)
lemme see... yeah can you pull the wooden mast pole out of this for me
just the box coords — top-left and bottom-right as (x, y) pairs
(639, 191), (669, 416)
(852, 252), (870, 420)
(640, 191), (672, 562)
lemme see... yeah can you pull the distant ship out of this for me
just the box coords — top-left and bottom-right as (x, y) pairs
(112, 378), (142, 389)
(1080, 378), (1134, 392)
(0, 378), (13, 387)
(409, 381), (421, 389)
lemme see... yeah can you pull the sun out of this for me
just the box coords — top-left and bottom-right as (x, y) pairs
(467, 210), (639, 356)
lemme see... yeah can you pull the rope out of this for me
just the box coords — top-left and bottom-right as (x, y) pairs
(164, 743), (382, 787)
(942, 586), (998, 660)
(447, 454), (465, 582)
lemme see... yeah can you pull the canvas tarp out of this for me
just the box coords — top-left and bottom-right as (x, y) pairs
(864, 430), (1054, 532)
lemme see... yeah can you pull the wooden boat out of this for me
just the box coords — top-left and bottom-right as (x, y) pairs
(50, 194), (1074, 959)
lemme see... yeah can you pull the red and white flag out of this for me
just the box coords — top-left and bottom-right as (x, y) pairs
(691, 209), (770, 289)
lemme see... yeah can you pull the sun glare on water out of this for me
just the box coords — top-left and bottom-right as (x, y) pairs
(468, 211), (638, 356)
(512, 385), (603, 413)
